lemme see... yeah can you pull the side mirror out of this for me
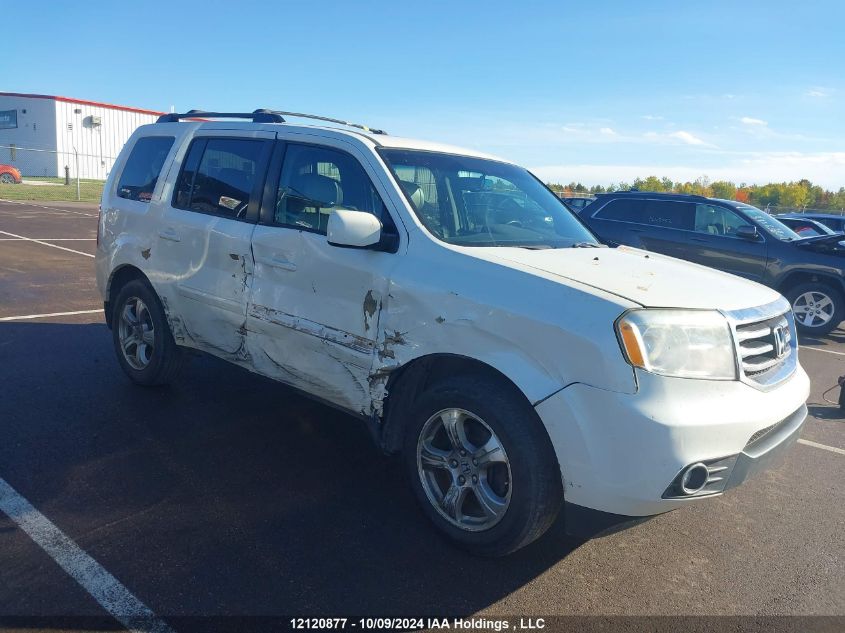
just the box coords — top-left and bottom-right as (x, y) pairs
(736, 225), (759, 240)
(327, 209), (383, 248)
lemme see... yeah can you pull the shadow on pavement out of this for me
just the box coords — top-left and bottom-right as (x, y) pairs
(0, 322), (582, 620)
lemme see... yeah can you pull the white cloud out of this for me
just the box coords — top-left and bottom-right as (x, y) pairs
(599, 127), (616, 136)
(641, 114), (664, 121)
(530, 152), (845, 189)
(668, 130), (708, 146)
(805, 88), (828, 98)
(740, 116), (767, 126)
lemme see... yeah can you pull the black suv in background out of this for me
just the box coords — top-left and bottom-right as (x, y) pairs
(578, 192), (845, 335)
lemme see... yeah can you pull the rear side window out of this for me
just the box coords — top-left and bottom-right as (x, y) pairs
(116, 136), (175, 202)
(643, 200), (694, 231)
(593, 199), (646, 223)
(173, 138), (265, 218)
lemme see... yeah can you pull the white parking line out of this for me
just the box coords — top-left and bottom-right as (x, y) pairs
(0, 230), (94, 258)
(0, 238), (95, 241)
(798, 438), (845, 456)
(0, 477), (174, 633)
(800, 345), (845, 357)
(0, 309), (103, 322)
(0, 199), (98, 217)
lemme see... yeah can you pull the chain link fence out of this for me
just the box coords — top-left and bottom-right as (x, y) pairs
(0, 144), (116, 202)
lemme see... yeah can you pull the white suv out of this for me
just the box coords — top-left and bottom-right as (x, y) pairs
(96, 110), (809, 555)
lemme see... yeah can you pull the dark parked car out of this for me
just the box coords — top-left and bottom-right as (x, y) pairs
(778, 212), (845, 233)
(776, 215), (842, 238)
(559, 196), (595, 212)
(579, 191), (845, 334)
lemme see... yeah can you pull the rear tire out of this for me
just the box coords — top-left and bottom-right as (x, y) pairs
(402, 374), (563, 556)
(111, 279), (184, 385)
(0, 173), (14, 184)
(785, 282), (843, 336)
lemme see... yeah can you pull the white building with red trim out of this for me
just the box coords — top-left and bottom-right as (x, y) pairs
(0, 92), (164, 180)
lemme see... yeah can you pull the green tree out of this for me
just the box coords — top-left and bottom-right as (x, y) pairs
(710, 181), (737, 200)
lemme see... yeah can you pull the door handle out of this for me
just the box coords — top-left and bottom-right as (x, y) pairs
(258, 255), (297, 272)
(158, 228), (181, 242)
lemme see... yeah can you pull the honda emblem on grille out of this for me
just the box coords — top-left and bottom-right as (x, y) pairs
(773, 325), (788, 358)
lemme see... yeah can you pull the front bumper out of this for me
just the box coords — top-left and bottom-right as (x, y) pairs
(535, 364), (810, 521)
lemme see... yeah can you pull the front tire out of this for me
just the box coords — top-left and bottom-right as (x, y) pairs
(786, 282), (843, 336)
(403, 374), (563, 556)
(112, 279), (184, 385)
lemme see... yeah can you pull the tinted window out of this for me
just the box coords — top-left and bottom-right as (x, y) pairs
(642, 200), (694, 230)
(276, 144), (395, 235)
(816, 217), (844, 232)
(381, 149), (595, 248)
(117, 136), (174, 202)
(173, 138), (264, 218)
(694, 204), (750, 236)
(593, 199), (646, 223)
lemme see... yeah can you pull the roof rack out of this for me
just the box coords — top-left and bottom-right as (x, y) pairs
(596, 190), (710, 201)
(157, 109), (284, 123)
(157, 108), (387, 135)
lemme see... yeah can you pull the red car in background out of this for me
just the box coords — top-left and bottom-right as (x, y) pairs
(0, 164), (22, 184)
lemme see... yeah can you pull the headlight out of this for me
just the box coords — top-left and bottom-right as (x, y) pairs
(616, 309), (736, 379)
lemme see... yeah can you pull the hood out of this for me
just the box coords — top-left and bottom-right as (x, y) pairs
(794, 233), (845, 250)
(471, 245), (781, 311)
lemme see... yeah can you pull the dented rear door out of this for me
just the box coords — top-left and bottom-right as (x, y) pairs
(156, 131), (274, 356)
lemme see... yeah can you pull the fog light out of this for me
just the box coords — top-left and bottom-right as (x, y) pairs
(680, 463), (709, 495)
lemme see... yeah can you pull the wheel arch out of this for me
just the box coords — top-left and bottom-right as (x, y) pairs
(379, 353), (544, 455)
(777, 269), (845, 296)
(104, 265), (153, 328)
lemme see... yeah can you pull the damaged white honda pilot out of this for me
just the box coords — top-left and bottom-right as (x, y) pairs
(96, 110), (809, 556)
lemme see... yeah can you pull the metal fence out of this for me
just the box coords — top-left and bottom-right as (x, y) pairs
(0, 144), (116, 201)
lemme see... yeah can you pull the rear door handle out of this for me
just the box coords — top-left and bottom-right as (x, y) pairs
(158, 228), (181, 242)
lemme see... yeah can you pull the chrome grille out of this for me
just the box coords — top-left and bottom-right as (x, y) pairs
(729, 301), (797, 389)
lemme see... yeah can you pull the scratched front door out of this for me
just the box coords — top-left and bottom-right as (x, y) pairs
(246, 142), (396, 416)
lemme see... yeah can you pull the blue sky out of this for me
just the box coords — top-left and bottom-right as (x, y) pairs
(4, 1), (843, 187)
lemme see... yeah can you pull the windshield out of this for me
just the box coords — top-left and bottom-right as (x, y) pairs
(736, 204), (802, 241)
(380, 149), (597, 248)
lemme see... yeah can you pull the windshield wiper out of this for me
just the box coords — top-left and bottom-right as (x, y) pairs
(571, 241), (604, 248)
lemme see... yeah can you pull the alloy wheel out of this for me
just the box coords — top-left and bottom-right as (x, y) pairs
(416, 408), (512, 532)
(117, 296), (155, 370)
(792, 291), (834, 328)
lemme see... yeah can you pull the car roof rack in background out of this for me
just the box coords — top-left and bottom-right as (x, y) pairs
(157, 109), (387, 135)
(595, 190), (710, 201)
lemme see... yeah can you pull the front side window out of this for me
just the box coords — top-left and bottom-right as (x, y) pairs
(694, 204), (751, 237)
(380, 149), (595, 248)
(275, 144), (395, 234)
(117, 136), (175, 202)
(173, 138), (264, 218)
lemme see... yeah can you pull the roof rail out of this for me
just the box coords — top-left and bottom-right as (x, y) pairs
(157, 109), (284, 123)
(266, 110), (387, 135)
(597, 190), (711, 201)
(156, 108), (387, 134)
